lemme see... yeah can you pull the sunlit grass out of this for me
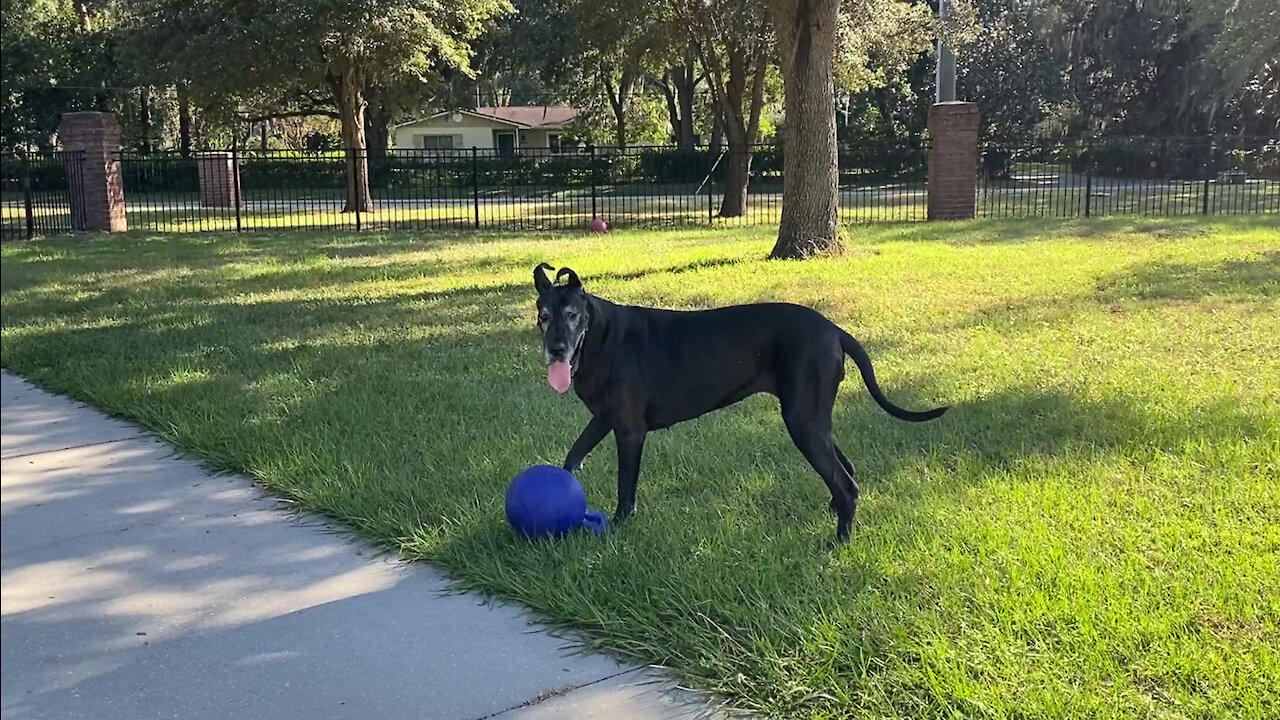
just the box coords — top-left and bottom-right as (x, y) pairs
(2, 215), (1278, 719)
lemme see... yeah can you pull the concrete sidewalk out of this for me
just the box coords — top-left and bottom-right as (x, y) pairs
(1, 372), (729, 720)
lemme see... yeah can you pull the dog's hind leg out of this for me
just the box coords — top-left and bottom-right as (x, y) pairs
(781, 401), (856, 542)
(781, 349), (857, 542)
(829, 442), (860, 517)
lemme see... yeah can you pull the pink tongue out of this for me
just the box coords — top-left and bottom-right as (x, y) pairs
(548, 361), (572, 394)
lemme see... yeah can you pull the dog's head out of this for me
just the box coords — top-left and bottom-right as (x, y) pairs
(533, 263), (590, 393)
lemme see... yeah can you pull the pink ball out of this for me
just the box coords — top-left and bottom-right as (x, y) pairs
(588, 217), (609, 233)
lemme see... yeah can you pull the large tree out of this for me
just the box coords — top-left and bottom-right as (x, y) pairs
(123, 0), (507, 211)
(956, 0), (1063, 139)
(769, 0), (936, 258)
(768, 0), (841, 259)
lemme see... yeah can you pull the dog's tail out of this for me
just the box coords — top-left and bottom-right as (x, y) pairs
(840, 331), (948, 422)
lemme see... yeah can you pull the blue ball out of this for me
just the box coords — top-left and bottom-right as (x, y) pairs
(505, 465), (590, 539)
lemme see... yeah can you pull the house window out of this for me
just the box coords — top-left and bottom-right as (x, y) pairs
(548, 134), (563, 153)
(419, 134), (456, 150)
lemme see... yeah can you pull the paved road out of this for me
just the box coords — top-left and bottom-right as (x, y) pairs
(1, 372), (729, 720)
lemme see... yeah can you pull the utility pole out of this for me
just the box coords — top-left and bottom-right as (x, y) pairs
(936, 0), (957, 102)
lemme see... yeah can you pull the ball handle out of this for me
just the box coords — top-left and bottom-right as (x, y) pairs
(581, 510), (609, 535)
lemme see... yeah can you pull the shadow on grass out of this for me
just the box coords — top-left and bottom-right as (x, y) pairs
(956, 247), (1278, 335)
(866, 214), (1278, 246)
(1095, 251), (1280, 301)
(4, 220), (1274, 718)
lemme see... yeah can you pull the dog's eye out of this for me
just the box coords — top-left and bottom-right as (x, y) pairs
(564, 308), (577, 320)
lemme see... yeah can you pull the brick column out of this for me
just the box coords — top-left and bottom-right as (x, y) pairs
(196, 152), (239, 207)
(927, 101), (979, 221)
(57, 112), (127, 232)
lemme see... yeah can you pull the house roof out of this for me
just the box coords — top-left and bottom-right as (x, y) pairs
(472, 106), (577, 128)
(396, 106), (578, 130)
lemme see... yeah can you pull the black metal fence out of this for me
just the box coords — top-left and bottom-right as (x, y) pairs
(2, 136), (1276, 239)
(977, 136), (1280, 218)
(0, 151), (85, 241)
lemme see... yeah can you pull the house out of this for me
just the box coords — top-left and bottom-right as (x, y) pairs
(392, 106), (579, 154)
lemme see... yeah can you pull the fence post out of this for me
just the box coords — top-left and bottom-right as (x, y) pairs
(231, 146), (242, 231)
(21, 152), (34, 240)
(708, 149), (719, 223)
(56, 112), (127, 232)
(471, 147), (480, 229)
(926, 102), (979, 220)
(1083, 139), (1093, 218)
(1201, 141), (1212, 215)
(589, 144), (598, 220)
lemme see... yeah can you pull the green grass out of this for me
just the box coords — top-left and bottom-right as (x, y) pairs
(2, 216), (1278, 719)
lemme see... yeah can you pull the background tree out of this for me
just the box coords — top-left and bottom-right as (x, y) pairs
(122, 0), (508, 211)
(2, 0), (120, 152)
(569, 0), (671, 147)
(676, 0), (774, 217)
(651, 43), (702, 150)
(956, 0), (1062, 138)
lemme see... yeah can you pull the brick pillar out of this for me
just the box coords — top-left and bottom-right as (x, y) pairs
(196, 152), (239, 207)
(57, 112), (127, 232)
(927, 101), (979, 221)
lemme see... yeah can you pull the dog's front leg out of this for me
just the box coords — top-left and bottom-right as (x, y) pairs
(613, 430), (646, 521)
(563, 415), (611, 473)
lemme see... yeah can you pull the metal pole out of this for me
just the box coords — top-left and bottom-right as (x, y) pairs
(1083, 140), (1093, 218)
(708, 150), (719, 223)
(471, 147), (480, 229)
(1202, 141), (1212, 215)
(589, 144), (598, 220)
(935, 0), (957, 103)
(232, 146), (242, 232)
(21, 153), (34, 239)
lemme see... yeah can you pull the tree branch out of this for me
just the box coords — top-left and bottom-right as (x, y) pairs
(237, 109), (341, 123)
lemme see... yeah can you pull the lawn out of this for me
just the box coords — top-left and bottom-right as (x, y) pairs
(2, 216), (1278, 719)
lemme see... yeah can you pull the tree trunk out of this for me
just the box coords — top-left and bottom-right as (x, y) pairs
(139, 87), (153, 152)
(710, 111), (723, 157)
(603, 72), (634, 148)
(674, 49), (698, 150)
(659, 73), (682, 145)
(260, 119), (270, 152)
(720, 126), (751, 216)
(177, 85), (192, 159)
(364, 90), (389, 164)
(660, 46), (699, 150)
(709, 41), (767, 217)
(364, 91), (389, 191)
(333, 63), (371, 213)
(770, 0), (841, 259)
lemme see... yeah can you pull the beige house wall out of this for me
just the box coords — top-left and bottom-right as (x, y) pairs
(392, 116), (564, 151)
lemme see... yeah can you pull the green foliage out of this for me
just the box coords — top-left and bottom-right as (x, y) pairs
(1, 0), (119, 151)
(957, 0), (1065, 138)
(834, 0), (938, 95)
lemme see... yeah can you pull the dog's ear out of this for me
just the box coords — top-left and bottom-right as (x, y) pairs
(555, 267), (581, 290)
(534, 263), (554, 293)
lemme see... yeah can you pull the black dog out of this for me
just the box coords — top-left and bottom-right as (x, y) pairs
(534, 263), (947, 542)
